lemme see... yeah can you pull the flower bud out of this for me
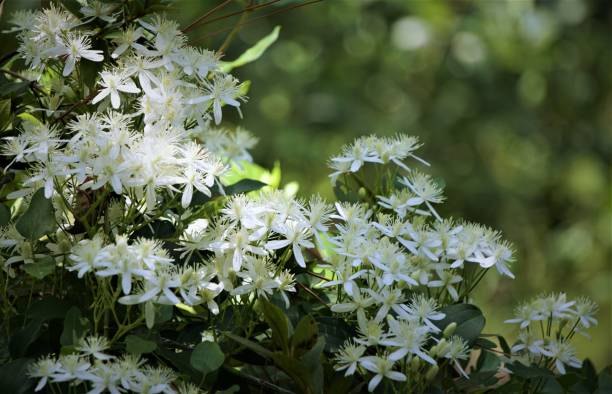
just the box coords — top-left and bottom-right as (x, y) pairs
(443, 322), (457, 338)
(425, 365), (439, 381)
(358, 187), (367, 199)
(410, 356), (421, 371)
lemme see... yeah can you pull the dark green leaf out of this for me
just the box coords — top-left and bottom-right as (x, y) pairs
(291, 315), (318, 352)
(0, 203), (11, 226)
(260, 299), (290, 353)
(225, 179), (268, 195)
(596, 366), (612, 394)
(317, 316), (355, 352)
(9, 320), (41, 358)
(507, 361), (554, 379)
(0, 81), (29, 99)
(16, 188), (56, 240)
(28, 297), (71, 321)
(0, 99), (11, 132)
(0, 358), (34, 394)
(190, 341), (225, 375)
(224, 332), (273, 359)
(474, 337), (497, 349)
(60, 307), (88, 346)
(22, 256), (56, 280)
(435, 303), (485, 344)
(125, 335), (157, 354)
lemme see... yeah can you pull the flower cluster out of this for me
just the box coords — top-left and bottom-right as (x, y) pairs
(320, 135), (516, 390)
(4, 7), (248, 212)
(506, 293), (598, 375)
(28, 335), (201, 394)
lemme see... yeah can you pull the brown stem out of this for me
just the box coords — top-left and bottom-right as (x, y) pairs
(181, 0), (234, 34)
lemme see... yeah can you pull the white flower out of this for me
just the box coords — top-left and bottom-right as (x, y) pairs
(47, 34), (103, 76)
(187, 74), (244, 125)
(76, 336), (114, 361)
(542, 341), (581, 375)
(266, 221), (314, 268)
(334, 341), (366, 376)
(359, 355), (407, 392)
(28, 356), (61, 392)
(92, 71), (140, 109)
(380, 316), (435, 364)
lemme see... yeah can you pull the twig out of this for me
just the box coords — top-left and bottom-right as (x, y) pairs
(52, 89), (99, 125)
(181, 0), (234, 34)
(218, 1), (254, 53)
(193, 0), (281, 29)
(192, 0), (323, 44)
(0, 68), (46, 95)
(297, 282), (329, 308)
(222, 366), (296, 394)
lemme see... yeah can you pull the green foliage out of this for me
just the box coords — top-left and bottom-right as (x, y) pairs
(436, 303), (486, 345)
(15, 188), (56, 240)
(190, 341), (225, 375)
(125, 335), (157, 355)
(220, 26), (281, 72)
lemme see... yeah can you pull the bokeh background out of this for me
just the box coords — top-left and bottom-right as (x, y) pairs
(2, 0), (610, 366)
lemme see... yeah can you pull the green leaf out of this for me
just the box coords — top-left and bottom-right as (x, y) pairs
(260, 299), (290, 353)
(0, 203), (11, 226)
(436, 303), (485, 344)
(0, 358), (34, 394)
(60, 307), (88, 346)
(0, 81), (29, 99)
(474, 337), (497, 349)
(300, 337), (325, 394)
(291, 315), (318, 352)
(596, 366), (612, 394)
(27, 297), (71, 321)
(507, 361), (554, 379)
(0, 99), (11, 132)
(125, 335), (157, 354)
(220, 26), (281, 72)
(225, 178), (268, 195)
(9, 320), (41, 358)
(224, 332), (273, 359)
(190, 341), (225, 375)
(317, 316), (355, 352)
(16, 188), (56, 240)
(22, 256), (56, 280)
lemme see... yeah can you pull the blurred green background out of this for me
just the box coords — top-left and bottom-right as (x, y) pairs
(2, 0), (610, 366)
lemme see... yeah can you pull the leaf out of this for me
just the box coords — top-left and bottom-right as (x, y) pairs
(60, 307), (88, 346)
(317, 316), (355, 352)
(190, 341), (225, 375)
(300, 337), (325, 394)
(0, 358), (34, 394)
(225, 178), (268, 195)
(435, 303), (485, 344)
(27, 297), (71, 321)
(224, 332), (273, 359)
(0, 81), (29, 99)
(0, 99), (11, 132)
(474, 337), (497, 349)
(16, 188), (56, 240)
(0, 203), (10, 227)
(507, 361), (554, 379)
(291, 315), (318, 353)
(260, 299), (290, 353)
(596, 366), (612, 394)
(22, 256), (56, 280)
(9, 320), (41, 358)
(125, 335), (157, 354)
(220, 26), (281, 72)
